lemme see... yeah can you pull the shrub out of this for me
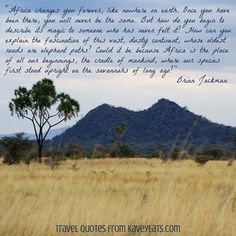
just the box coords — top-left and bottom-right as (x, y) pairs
(193, 145), (224, 165)
(22, 148), (38, 165)
(201, 145), (224, 159)
(193, 155), (216, 165)
(109, 144), (135, 157)
(0, 133), (35, 164)
(63, 143), (85, 159)
(91, 144), (107, 159)
(169, 148), (180, 160)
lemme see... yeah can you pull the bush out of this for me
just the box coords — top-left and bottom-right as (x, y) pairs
(22, 148), (38, 165)
(193, 145), (225, 165)
(91, 144), (107, 159)
(169, 148), (180, 160)
(193, 155), (216, 165)
(0, 133), (35, 164)
(109, 144), (135, 157)
(201, 145), (224, 159)
(63, 143), (85, 159)
(44, 143), (89, 161)
(168, 148), (189, 160)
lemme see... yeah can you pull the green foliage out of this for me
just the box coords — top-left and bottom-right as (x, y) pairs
(115, 122), (127, 139)
(109, 144), (135, 157)
(200, 145), (224, 159)
(57, 93), (80, 120)
(23, 149), (38, 165)
(169, 148), (180, 160)
(169, 149), (189, 160)
(91, 144), (107, 159)
(114, 122), (127, 146)
(0, 133), (36, 164)
(193, 155), (216, 165)
(179, 150), (189, 160)
(9, 78), (80, 163)
(193, 145), (225, 165)
(63, 144), (85, 159)
(44, 143), (86, 160)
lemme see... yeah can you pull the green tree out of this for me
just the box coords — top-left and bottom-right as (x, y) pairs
(9, 78), (80, 163)
(114, 122), (127, 149)
(112, 122), (135, 157)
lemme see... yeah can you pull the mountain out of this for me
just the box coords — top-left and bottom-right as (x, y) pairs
(43, 126), (70, 140)
(0, 126), (69, 140)
(52, 99), (236, 152)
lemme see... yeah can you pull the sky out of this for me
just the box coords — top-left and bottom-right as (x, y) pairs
(0, 0), (236, 134)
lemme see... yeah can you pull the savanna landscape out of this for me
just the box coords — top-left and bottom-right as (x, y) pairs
(1, 79), (236, 236)
(0, 158), (236, 236)
(1, 0), (235, 235)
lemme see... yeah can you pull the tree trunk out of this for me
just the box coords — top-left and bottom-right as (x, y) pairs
(38, 145), (42, 163)
(117, 137), (122, 155)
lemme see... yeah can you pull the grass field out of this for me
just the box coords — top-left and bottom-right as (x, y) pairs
(0, 158), (235, 236)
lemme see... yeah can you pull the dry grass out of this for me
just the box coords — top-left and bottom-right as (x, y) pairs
(0, 158), (235, 236)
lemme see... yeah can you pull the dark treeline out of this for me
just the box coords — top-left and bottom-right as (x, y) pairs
(0, 133), (235, 166)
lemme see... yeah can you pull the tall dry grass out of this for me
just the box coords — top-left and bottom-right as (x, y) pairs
(0, 158), (235, 236)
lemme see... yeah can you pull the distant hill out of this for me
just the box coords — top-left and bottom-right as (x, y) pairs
(52, 99), (236, 152)
(0, 126), (69, 140)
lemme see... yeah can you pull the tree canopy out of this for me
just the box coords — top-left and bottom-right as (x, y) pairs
(9, 78), (80, 163)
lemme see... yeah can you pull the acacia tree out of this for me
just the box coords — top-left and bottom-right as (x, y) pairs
(9, 78), (80, 163)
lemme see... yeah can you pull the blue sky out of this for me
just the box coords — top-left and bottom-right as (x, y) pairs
(0, 0), (236, 134)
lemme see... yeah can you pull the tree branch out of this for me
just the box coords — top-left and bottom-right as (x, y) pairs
(41, 118), (65, 143)
(19, 112), (33, 122)
(48, 112), (60, 119)
(31, 119), (40, 144)
(26, 107), (40, 127)
(50, 118), (65, 128)
(19, 111), (40, 144)
(41, 109), (59, 128)
(42, 126), (52, 144)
